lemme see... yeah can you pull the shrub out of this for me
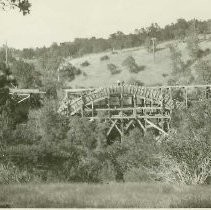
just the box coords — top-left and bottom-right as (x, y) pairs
(0, 163), (35, 184)
(59, 63), (81, 82)
(122, 56), (145, 73)
(100, 55), (110, 61)
(151, 101), (211, 185)
(124, 167), (153, 182)
(81, 61), (90, 67)
(195, 48), (211, 59)
(107, 63), (121, 75)
(162, 73), (168, 78)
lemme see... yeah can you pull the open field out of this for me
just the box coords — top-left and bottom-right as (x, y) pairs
(0, 182), (211, 208)
(65, 36), (211, 88)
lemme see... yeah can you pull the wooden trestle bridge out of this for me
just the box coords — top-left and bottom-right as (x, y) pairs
(58, 84), (211, 137)
(9, 84), (211, 138)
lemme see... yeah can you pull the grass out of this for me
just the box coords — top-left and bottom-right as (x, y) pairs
(0, 182), (211, 208)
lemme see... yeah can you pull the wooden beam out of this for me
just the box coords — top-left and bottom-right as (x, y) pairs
(75, 114), (171, 120)
(107, 119), (118, 136)
(125, 120), (135, 131)
(10, 89), (45, 94)
(84, 107), (163, 112)
(137, 119), (146, 133)
(114, 123), (123, 137)
(145, 119), (168, 136)
(17, 94), (30, 103)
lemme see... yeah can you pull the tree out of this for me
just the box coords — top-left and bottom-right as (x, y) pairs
(11, 60), (40, 88)
(186, 34), (200, 60)
(194, 60), (211, 84)
(96, 129), (159, 182)
(122, 56), (145, 73)
(21, 48), (35, 59)
(0, 0), (31, 15)
(168, 44), (193, 85)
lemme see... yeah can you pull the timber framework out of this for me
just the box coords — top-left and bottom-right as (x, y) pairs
(58, 84), (211, 138)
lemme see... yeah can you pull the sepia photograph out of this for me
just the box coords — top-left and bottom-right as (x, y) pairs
(0, 0), (211, 208)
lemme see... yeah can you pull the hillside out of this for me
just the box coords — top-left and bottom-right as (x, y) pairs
(62, 37), (211, 88)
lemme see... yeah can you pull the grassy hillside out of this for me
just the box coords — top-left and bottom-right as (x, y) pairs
(62, 37), (211, 88)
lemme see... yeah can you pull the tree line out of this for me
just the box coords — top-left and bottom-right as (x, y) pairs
(13, 18), (211, 60)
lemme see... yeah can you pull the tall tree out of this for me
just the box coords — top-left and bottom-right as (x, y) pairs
(0, 0), (31, 15)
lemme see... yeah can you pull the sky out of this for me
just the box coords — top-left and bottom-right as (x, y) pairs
(0, 0), (211, 49)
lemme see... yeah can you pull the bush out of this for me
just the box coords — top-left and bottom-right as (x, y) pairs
(124, 167), (153, 182)
(59, 63), (81, 82)
(162, 73), (168, 78)
(152, 101), (211, 185)
(0, 163), (36, 184)
(195, 48), (211, 59)
(100, 55), (110, 61)
(122, 56), (145, 73)
(81, 61), (90, 67)
(107, 63), (121, 75)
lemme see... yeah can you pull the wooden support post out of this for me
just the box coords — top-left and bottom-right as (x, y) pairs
(169, 87), (172, 114)
(143, 98), (146, 116)
(137, 119), (146, 134)
(161, 87), (165, 116)
(184, 87), (188, 108)
(91, 101), (94, 117)
(108, 95), (111, 118)
(120, 94), (124, 141)
(114, 123), (123, 139)
(81, 93), (85, 117)
(205, 86), (210, 99)
(133, 94), (137, 118)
